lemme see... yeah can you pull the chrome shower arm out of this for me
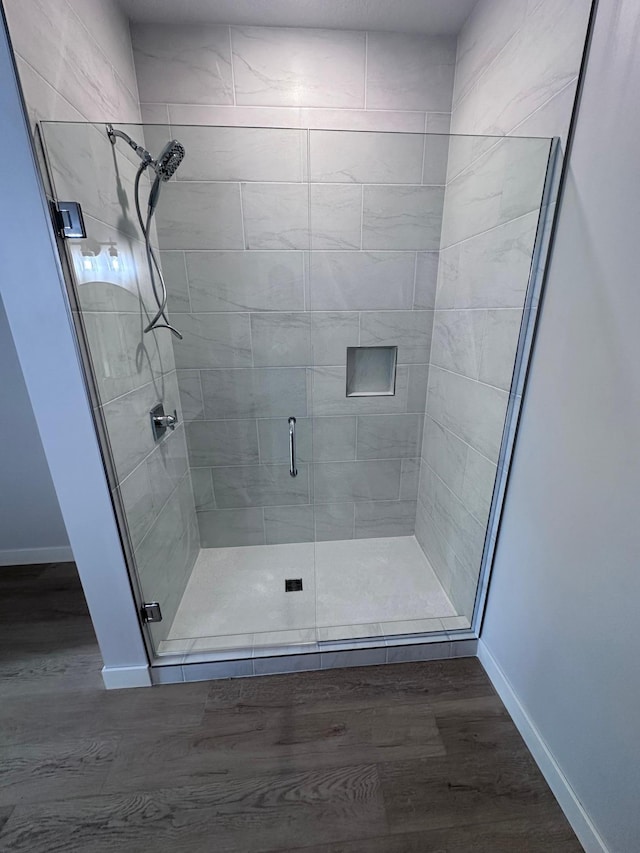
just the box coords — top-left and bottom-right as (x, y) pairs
(106, 124), (153, 167)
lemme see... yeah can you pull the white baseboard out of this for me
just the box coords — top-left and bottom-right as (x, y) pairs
(477, 641), (609, 853)
(0, 545), (74, 566)
(102, 665), (151, 690)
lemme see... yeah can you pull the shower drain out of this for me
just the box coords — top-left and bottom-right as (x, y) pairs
(285, 579), (303, 592)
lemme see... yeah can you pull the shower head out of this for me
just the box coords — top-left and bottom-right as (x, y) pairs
(154, 139), (185, 181)
(105, 124), (185, 181)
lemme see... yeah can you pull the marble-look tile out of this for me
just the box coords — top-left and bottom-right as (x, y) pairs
(362, 186), (445, 251)
(354, 500), (417, 538)
(171, 313), (252, 369)
(257, 417), (312, 465)
(197, 507), (265, 548)
(241, 183), (309, 250)
(313, 460), (401, 503)
(414, 503), (457, 592)
(414, 252), (439, 309)
(231, 27), (365, 108)
(366, 33), (456, 111)
(155, 182), (243, 251)
(430, 471), (487, 575)
(310, 313), (360, 365)
(381, 618), (444, 636)
(168, 104), (427, 133)
(407, 364), (430, 413)
(82, 312), (174, 405)
(317, 623), (383, 642)
(426, 366), (509, 463)
(201, 368), (308, 419)
(399, 458), (421, 500)
(102, 372), (181, 483)
(436, 212), (539, 310)
(264, 505), (314, 544)
(309, 130), (423, 184)
(454, 0), (590, 136)
(479, 309), (523, 390)
(253, 654), (322, 675)
(356, 414), (423, 460)
(426, 113), (452, 134)
(422, 417), (468, 497)
(461, 447), (497, 528)
(310, 185), (362, 250)
(140, 103), (169, 124)
(176, 370), (204, 421)
(441, 615), (472, 632)
(175, 126), (307, 182)
(452, 0), (527, 108)
(360, 310), (433, 364)
(132, 23), (233, 104)
(252, 628), (317, 651)
(6, 0), (136, 122)
(511, 77), (578, 143)
(309, 252), (415, 311)
(160, 251), (190, 313)
(191, 467), (215, 512)
(386, 641), (452, 664)
(14, 56), (83, 129)
(310, 365), (410, 416)
(146, 426), (190, 513)
(186, 251), (304, 312)
(250, 313), (311, 367)
(311, 417), (357, 462)
(118, 463), (155, 550)
(134, 475), (199, 644)
(422, 133), (450, 186)
(186, 419), (259, 467)
(314, 503), (355, 541)
(430, 309), (486, 380)
(440, 137), (549, 248)
(212, 463), (309, 508)
(182, 660), (254, 681)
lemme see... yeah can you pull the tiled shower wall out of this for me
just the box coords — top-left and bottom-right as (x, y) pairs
(3, 0), (200, 643)
(132, 25), (456, 547)
(415, 0), (593, 618)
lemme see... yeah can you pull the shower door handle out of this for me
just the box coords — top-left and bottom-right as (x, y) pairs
(288, 417), (298, 478)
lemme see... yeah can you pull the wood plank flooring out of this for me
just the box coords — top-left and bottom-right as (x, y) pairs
(0, 562), (583, 852)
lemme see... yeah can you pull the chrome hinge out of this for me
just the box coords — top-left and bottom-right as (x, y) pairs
(51, 200), (87, 238)
(140, 602), (162, 623)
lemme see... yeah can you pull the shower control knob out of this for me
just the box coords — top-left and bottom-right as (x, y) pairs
(154, 412), (177, 430)
(150, 403), (178, 441)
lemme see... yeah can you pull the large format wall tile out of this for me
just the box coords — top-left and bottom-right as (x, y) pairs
(426, 366), (508, 464)
(198, 507), (265, 548)
(185, 419), (259, 467)
(314, 503), (355, 541)
(436, 212), (539, 310)
(310, 365), (409, 417)
(366, 33), (456, 111)
(430, 310), (486, 380)
(186, 251), (305, 312)
(231, 27), (366, 108)
(212, 463), (309, 508)
(264, 505), (314, 545)
(241, 183), (310, 250)
(356, 414), (424, 460)
(155, 183), (244, 250)
(132, 24), (233, 105)
(310, 185), (362, 250)
(176, 370), (204, 421)
(362, 186), (445, 251)
(257, 417), (312, 465)
(309, 252), (415, 311)
(360, 311), (433, 364)
(354, 500), (417, 538)
(309, 130), (424, 184)
(201, 368), (308, 419)
(171, 313), (252, 369)
(310, 313), (360, 365)
(313, 460), (401, 503)
(250, 313), (311, 367)
(174, 126), (307, 182)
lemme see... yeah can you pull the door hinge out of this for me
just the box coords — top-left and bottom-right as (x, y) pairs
(141, 602), (162, 623)
(51, 200), (87, 238)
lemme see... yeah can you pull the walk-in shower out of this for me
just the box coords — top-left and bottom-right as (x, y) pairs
(40, 120), (555, 670)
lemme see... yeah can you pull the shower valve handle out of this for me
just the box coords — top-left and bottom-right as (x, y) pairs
(153, 411), (178, 430)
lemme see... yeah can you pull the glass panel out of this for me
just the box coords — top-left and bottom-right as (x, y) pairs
(41, 121), (553, 660)
(308, 129), (553, 644)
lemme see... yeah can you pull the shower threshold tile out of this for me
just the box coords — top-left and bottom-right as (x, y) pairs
(316, 623), (384, 642)
(380, 617), (445, 637)
(441, 615), (472, 632)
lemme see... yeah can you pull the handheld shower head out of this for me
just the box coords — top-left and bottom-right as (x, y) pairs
(154, 139), (185, 181)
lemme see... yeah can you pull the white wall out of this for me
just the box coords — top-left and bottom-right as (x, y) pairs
(0, 299), (70, 563)
(480, 1), (640, 851)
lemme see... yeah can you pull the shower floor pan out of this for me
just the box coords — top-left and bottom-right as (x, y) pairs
(157, 536), (470, 658)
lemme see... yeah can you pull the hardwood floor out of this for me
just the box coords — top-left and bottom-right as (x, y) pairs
(0, 562), (583, 852)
